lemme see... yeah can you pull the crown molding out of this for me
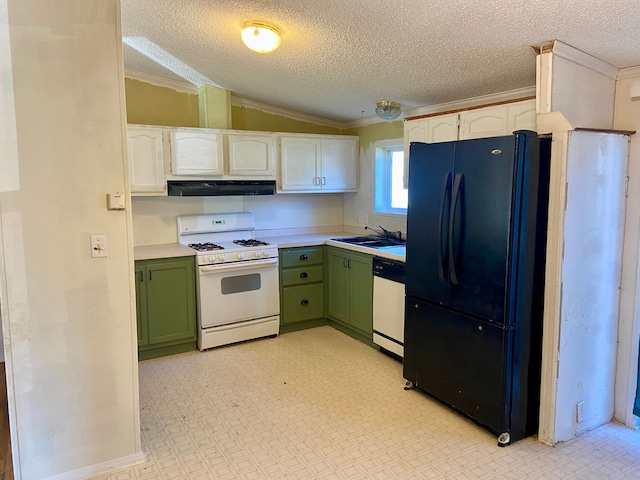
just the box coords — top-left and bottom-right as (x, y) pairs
(617, 66), (640, 81)
(551, 40), (619, 79)
(124, 69), (198, 94)
(230, 96), (345, 129)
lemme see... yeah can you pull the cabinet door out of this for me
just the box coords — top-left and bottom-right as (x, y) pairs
(403, 114), (458, 187)
(134, 264), (148, 346)
(279, 136), (321, 191)
(348, 253), (373, 335)
(128, 127), (166, 194)
(170, 128), (224, 175)
(146, 259), (196, 345)
(321, 137), (358, 191)
(507, 100), (536, 133)
(459, 105), (508, 140)
(326, 249), (350, 323)
(227, 133), (275, 177)
(282, 284), (325, 324)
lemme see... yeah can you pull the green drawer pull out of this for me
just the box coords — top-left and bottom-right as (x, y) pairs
(300, 299), (309, 306)
(299, 254), (308, 261)
(300, 272), (308, 278)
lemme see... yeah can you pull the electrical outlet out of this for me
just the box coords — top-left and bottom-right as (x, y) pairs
(90, 235), (107, 258)
(364, 214), (369, 225)
(576, 401), (585, 422)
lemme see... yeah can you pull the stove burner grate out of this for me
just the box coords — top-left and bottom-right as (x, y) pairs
(188, 242), (225, 252)
(233, 239), (270, 247)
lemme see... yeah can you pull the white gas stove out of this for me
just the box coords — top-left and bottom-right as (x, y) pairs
(177, 213), (280, 350)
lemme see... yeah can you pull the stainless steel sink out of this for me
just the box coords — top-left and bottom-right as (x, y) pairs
(331, 236), (406, 248)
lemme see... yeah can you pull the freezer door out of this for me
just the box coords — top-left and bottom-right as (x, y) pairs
(405, 141), (455, 305)
(447, 136), (516, 324)
(403, 297), (512, 436)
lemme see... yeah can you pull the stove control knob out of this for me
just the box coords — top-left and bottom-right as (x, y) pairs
(254, 251), (261, 258)
(217, 254), (225, 262)
(237, 253), (244, 260)
(205, 255), (214, 264)
(262, 250), (269, 257)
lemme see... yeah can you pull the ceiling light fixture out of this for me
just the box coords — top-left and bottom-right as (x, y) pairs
(375, 101), (402, 121)
(241, 21), (281, 53)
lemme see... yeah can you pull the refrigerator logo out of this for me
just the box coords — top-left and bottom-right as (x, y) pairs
(491, 149), (502, 155)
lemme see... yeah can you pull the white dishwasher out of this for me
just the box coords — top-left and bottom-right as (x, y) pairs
(372, 256), (405, 358)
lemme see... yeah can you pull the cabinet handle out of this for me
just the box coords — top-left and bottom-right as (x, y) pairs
(322, 176), (326, 185)
(149, 270), (152, 281)
(347, 258), (351, 269)
(300, 272), (308, 278)
(300, 299), (309, 306)
(300, 254), (308, 261)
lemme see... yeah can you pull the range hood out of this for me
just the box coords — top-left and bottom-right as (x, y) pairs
(167, 180), (276, 197)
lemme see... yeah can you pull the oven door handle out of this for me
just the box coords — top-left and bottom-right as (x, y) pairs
(199, 258), (278, 274)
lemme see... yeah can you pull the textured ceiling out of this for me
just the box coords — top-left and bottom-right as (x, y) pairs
(120, 0), (640, 123)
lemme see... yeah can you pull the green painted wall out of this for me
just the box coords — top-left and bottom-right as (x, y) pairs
(231, 105), (343, 134)
(344, 120), (403, 148)
(124, 77), (346, 135)
(124, 78), (199, 127)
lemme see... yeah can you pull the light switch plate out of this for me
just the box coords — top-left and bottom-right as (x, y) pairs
(91, 235), (107, 258)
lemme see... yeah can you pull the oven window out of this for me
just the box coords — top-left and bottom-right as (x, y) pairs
(221, 273), (261, 294)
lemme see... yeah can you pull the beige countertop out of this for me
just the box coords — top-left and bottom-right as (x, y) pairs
(134, 233), (406, 262)
(134, 243), (196, 261)
(260, 232), (406, 262)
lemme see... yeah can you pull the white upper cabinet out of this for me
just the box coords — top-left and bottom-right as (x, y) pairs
(459, 105), (508, 139)
(403, 113), (458, 186)
(170, 128), (224, 175)
(403, 100), (536, 186)
(128, 126), (166, 195)
(278, 135), (358, 193)
(279, 136), (322, 191)
(459, 100), (536, 139)
(226, 132), (275, 177)
(507, 100), (537, 133)
(320, 137), (358, 191)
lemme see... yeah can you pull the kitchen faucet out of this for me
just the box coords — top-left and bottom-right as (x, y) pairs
(365, 225), (402, 241)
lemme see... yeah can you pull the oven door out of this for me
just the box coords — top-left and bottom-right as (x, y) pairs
(197, 258), (280, 328)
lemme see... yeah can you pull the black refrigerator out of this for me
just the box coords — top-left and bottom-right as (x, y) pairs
(403, 130), (551, 446)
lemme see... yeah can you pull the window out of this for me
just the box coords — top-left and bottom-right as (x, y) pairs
(374, 142), (407, 214)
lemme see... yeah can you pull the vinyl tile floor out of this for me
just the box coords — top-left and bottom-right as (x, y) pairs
(98, 326), (640, 479)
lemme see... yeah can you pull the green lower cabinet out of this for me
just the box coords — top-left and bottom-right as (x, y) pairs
(135, 256), (197, 360)
(326, 247), (373, 342)
(279, 247), (328, 332)
(282, 284), (325, 324)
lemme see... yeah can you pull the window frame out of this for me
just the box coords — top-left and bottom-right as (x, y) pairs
(374, 140), (407, 215)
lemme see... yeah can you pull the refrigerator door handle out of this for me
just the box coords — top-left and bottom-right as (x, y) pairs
(438, 172), (452, 280)
(448, 173), (464, 285)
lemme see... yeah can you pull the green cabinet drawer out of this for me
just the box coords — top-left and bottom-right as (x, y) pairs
(282, 284), (324, 324)
(281, 247), (323, 268)
(282, 265), (324, 286)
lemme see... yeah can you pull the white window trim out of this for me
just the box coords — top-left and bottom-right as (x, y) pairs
(374, 139), (406, 215)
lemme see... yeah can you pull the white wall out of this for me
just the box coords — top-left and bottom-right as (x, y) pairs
(554, 131), (628, 441)
(343, 139), (407, 237)
(131, 193), (345, 245)
(0, 1), (141, 478)
(613, 67), (640, 429)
